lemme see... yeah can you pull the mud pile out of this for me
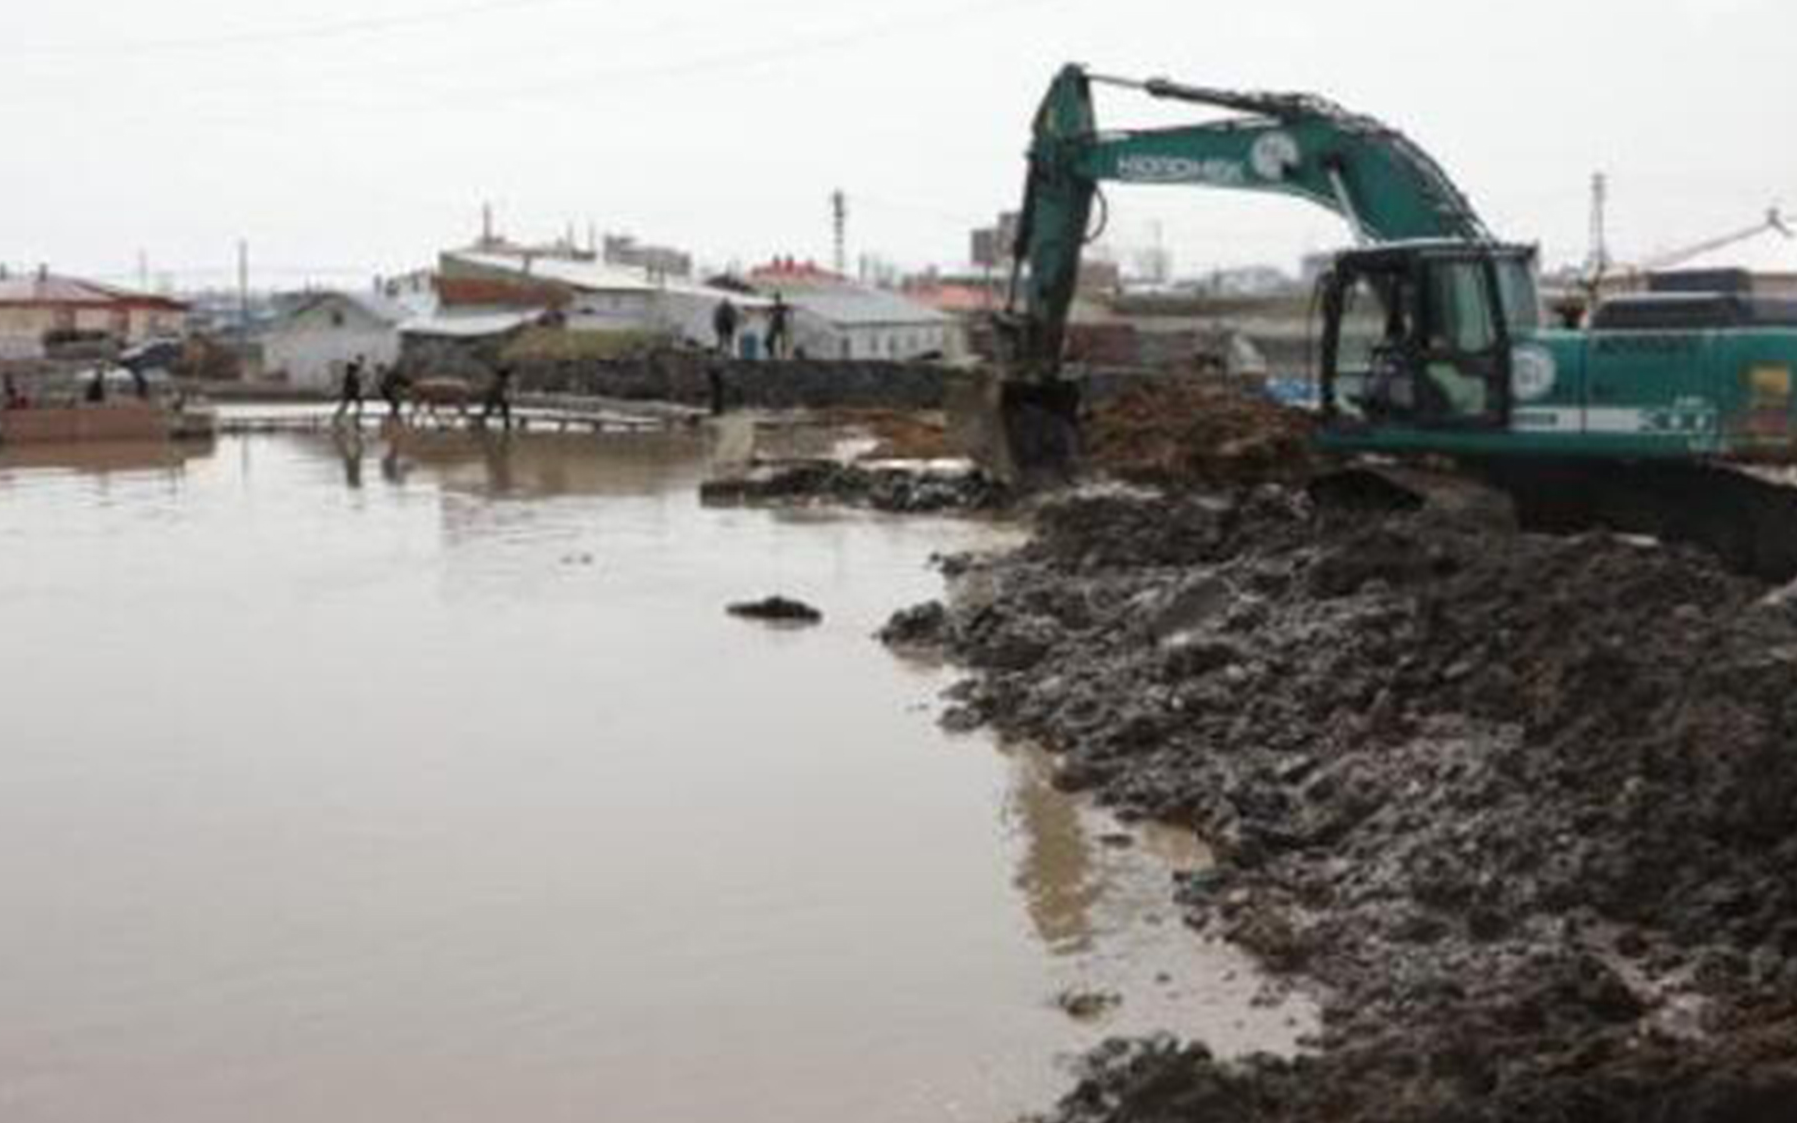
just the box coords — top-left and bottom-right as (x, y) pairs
(699, 461), (1007, 513)
(1082, 381), (1318, 488)
(885, 486), (1797, 1122)
(824, 407), (956, 462)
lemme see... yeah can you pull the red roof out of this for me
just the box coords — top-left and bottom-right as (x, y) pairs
(0, 273), (187, 311)
(747, 257), (847, 286)
(906, 282), (1002, 315)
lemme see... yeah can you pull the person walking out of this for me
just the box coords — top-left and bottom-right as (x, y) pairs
(333, 356), (366, 423)
(481, 362), (515, 429)
(712, 297), (739, 356)
(765, 293), (790, 361)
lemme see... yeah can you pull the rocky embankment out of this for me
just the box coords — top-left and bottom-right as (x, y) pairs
(884, 485), (1797, 1122)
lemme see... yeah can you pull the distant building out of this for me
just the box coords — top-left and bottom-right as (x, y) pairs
(748, 257), (849, 289)
(440, 248), (768, 353)
(602, 235), (692, 280)
(0, 269), (186, 360)
(970, 212), (1021, 269)
(262, 291), (408, 391)
(904, 280), (1003, 319)
(746, 257), (963, 360)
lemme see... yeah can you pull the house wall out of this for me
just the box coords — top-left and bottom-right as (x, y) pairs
(0, 307), (53, 358)
(566, 289), (772, 354)
(263, 301), (400, 391)
(566, 291), (657, 332)
(0, 304), (184, 360)
(790, 316), (961, 361)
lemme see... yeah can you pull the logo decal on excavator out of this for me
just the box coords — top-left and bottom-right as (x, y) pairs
(1116, 155), (1249, 185)
(1511, 346), (1557, 402)
(1250, 132), (1302, 181)
(1115, 132), (1301, 186)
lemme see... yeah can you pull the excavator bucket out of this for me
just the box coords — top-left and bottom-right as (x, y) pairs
(946, 368), (1082, 487)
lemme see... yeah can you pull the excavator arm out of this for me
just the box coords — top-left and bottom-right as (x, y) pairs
(1006, 64), (1493, 378)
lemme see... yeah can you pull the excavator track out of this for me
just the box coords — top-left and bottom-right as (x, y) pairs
(1478, 459), (1797, 584)
(1316, 458), (1797, 584)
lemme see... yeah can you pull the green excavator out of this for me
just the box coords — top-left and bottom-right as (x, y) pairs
(967, 64), (1797, 579)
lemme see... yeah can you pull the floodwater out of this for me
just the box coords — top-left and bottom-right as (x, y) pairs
(0, 420), (1311, 1123)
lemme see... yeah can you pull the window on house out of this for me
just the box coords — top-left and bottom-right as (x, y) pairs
(330, 310), (346, 328)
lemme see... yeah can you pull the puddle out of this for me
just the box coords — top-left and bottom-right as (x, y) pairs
(0, 411), (1312, 1123)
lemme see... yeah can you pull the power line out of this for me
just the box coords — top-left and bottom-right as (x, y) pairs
(241, 0), (1077, 117)
(1, 0), (580, 57)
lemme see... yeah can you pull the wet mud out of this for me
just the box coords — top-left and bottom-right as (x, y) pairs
(700, 459), (1007, 513)
(886, 485), (1797, 1122)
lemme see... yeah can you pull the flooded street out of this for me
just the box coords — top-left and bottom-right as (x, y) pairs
(0, 422), (1308, 1123)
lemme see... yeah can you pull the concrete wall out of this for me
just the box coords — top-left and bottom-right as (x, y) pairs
(512, 352), (953, 411)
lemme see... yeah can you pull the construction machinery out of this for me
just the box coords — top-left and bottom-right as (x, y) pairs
(968, 64), (1797, 579)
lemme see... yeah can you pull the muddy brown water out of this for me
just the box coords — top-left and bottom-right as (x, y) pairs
(0, 419), (1312, 1123)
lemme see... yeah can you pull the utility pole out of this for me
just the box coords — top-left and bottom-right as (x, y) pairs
(237, 239), (250, 352)
(136, 250), (149, 293)
(1587, 172), (1610, 280)
(831, 189), (848, 277)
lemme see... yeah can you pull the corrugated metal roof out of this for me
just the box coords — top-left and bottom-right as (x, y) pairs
(1676, 235), (1797, 275)
(401, 310), (543, 338)
(447, 252), (770, 306)
(0, 273), (186, 309)
(283, 290), (411, 326)
(777, 286), (954, 327)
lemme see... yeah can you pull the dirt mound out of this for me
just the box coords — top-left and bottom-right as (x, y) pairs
(893, 486), (1797, 1122)
(699, 461), (1006, 513)
(1083, 380), (1318, 488)
(819, 407), (956, 462)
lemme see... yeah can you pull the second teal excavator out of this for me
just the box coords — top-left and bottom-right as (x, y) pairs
(973, 65), (1797, 579)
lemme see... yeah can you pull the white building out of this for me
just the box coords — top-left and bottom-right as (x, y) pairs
(262, 292), (406, 391)
(775, 286), (963, 361)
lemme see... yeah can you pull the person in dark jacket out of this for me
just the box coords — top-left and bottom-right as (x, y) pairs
(712, 298), (740, 356)
(482, 363), (514, 428)
(333, 356), (366, 422)
(765, 293), (790, 360)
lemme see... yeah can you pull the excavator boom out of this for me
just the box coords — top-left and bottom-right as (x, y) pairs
(964, 64), (1797, 581)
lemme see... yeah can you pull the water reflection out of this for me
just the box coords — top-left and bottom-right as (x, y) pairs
(0, 437), (214, 477)
(305, 426), (707, 501)
(330, 428), (365, 490)
(1006, 748), (1101, 955)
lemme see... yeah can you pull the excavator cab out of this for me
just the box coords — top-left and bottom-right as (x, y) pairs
(1320, 241), (1539, 434)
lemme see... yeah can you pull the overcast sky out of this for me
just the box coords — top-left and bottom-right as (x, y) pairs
(5, 0), (1793, 289)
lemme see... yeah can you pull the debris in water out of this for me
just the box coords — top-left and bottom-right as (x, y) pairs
(728, 596), (824, 625)
(1054, 988), (1123, 1023)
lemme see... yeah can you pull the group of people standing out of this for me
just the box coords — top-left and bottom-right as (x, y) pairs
(711, 293), (792, 360)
